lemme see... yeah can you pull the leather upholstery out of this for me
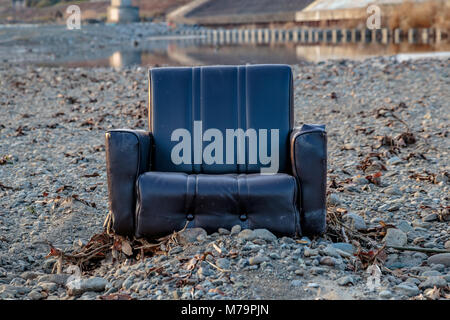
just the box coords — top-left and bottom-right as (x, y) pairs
(149, 65), (293, 174)
(290, 124), (327, 236)
(105, 129), (152, 236)
(105, 64), (327, 239)
(135, 172), (299, 238)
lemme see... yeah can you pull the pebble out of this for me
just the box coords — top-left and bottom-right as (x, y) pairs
(383, 228), (407, 247)
(177, 228), (207, 245)
(379, 290), (393, 299)
(343, 213), (367, 230)
(37, 274), (70, 286)
(230, 225), (242, 235)
(28, 290), (44, 300)
(337, 275), (354, 286)
(249, 255), (269, 265)
(319, 256), (336, 267)
(386, 156), (402, 165)
(66, 277), (108, 296)
(419, 276), (447, 289)
(331, 243), (355, 254)
(328, 194), (341, 205)
(427, 253), (450, 267)
(396, 220), (414, 233)
(218, 228), (230, 235)
(252, 229), (277, 242)
(291, 280), (302, 287)
(394, 283), (419, 297)
(215, 258), (230, 270)
(303, 248), (319, 257)
(237, 229), (256, 241)
(422, 213), (438, 222)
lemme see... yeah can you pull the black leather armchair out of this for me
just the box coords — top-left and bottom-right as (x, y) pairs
(105, 65), (327, 239)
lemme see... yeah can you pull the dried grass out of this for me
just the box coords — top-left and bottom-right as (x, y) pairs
(387, 0), (450, 29)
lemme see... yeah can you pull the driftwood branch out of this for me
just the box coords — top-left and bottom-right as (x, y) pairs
(387, 246), (450, 254)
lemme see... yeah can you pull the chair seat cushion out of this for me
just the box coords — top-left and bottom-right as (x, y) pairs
(135, 172), (300, 238)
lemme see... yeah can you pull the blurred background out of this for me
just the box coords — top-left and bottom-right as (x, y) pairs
(0, 0), (449, 67)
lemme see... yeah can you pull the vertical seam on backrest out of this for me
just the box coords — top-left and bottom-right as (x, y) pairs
(244, 66), (249, 173)
(199, 67), (204, 174)
(191, 68), (195, 173)
(148, 69), (152, 132)
(236, 67), (241, 174)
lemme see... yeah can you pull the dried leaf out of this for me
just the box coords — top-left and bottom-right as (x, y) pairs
(121, 240), (133, 256)
(424, 287), (441, 300)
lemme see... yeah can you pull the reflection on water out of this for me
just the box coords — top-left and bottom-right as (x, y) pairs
(109, 51), (142, 70)
(40, 38), (450, 69)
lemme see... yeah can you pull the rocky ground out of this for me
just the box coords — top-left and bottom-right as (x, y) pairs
(0, 56), (449, 300)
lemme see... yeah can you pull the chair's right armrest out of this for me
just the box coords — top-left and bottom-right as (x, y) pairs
(105, 129), (152, 236)
(290, 124), (327, 236)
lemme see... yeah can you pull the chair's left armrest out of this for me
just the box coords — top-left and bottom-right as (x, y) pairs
(105, 129), (152, 236)
(290, 124), (327, 236)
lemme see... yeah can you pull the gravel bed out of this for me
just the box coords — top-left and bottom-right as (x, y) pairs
(0, 56), (449, 300)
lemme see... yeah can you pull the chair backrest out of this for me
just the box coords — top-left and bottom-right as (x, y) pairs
(148, 64), (293, 174)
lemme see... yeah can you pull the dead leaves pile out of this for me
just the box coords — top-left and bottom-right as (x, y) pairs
(414, 286), (450, 300)
(45, 219), (187, 273)
(325, 206), (393, 271)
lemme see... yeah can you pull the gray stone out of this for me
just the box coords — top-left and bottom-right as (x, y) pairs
(387, 156), (402, 165)
(252, 229), (277, 242)
(331, 242), (355, 254)
(269, 252), (280, 259)
(422, 213), (438, 222)
(337, 275), (354, 286)
(379, 290), (393, 299)
(230, 225), (242, 235)
(215, 258), (230, 270)
(322, 245), (340, 258)
(290, 280), (302, 287)
(343, 213), (367, 230)
(218, 228), (230, 235)
(384, 186), (402, 196)
(37, 274), (70, 285)
(419, 276), (447, 289)
(249, 255), (269, 265)
(422, 270), (441, 277)
(427, 253), (450, 267)
(353, 176), (369, 185)
(177, 228), (207, 245)
(329, 193), (341, 206)
(383, 228), (407, 247)
(319, 256), (336, 266)
(303, 248), (319, 257)
(431, 264), (445, 272)
(28, 290), (44, 300)
(395, 283), (419, 297)
(38, 281), (58, 292)
(294, 269), (304, 276)
(197, 266), (214, 278)
(20, 271), (42, 280)
(66, 277), (108, 296)
(237, 229), (256, 241)
(396, 220), (414, 233)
